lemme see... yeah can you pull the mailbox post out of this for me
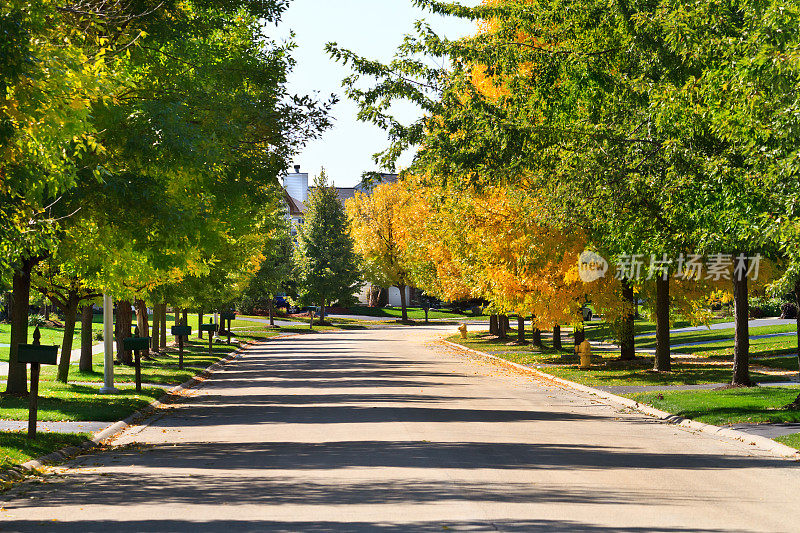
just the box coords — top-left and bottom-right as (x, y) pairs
(200, 320), (217, 356)
(220, 311), (235, 344)
(18, 327), (58, 439)
(123, 326), (151, 392)
(171, 321), (192, 369)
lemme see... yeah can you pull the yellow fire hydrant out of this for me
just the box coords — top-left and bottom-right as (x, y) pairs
(458, 323), (468, 339)
(578, 340), (592, 369)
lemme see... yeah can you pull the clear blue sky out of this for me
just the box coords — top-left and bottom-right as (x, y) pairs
(274, 0), (479, 187)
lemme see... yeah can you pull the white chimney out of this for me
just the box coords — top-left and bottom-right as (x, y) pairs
(284, 165), (308, 203)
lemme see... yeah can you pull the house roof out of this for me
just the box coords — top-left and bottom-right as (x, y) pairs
(284, 192), (306, 216)
(286, 174), (400, 215)
(307, 186), (363, 205)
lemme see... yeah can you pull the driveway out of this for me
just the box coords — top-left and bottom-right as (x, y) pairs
(1, 326), (798, 532)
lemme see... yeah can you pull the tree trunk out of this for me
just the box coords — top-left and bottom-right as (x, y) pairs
(489, 315), (498, 336)
(135, 299), (150, 359)
(553, 325), (562, 351)
(159, 303), (167, 349)
(174, 308), (180, 334)
(56, 296), (80, 383)
(198, 310), (204, 338)
(377, 287), (388, 307)
(398, 284), (408, 322)
(619, 280), (636, 360)
(181, 309), (188, 341)
(574, 319), (585, 350)
(653, 275), (671, 371)
(5, 258), (37, 395)
(532, 326), (542, 348)
(498, 315), (507, 340)
(268, 300), (275, 327)
(517, 316), (526, 343)
(151, 303), (161, 351)
(115, 300), (133, 365)
(732, 260), (751, 386)
(367, 286), (379, 308)
(1, 291), (10, 321)
(80, 304), (94, 372)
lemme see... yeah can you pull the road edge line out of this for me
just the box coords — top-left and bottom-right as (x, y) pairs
(442, 339), (800, 461)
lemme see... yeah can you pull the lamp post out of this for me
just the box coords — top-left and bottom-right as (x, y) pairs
(100, 294), (118, 394)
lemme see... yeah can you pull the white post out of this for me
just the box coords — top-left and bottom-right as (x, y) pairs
(100, 294), (118, 394)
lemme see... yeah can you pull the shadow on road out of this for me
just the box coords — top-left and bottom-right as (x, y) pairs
(0, 518), (751, 532)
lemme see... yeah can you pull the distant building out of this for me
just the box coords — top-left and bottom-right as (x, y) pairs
(282, 166), (408, 307)
(282, 166), (399, 230)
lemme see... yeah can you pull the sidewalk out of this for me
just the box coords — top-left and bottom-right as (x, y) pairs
(634, 317), (797, 338)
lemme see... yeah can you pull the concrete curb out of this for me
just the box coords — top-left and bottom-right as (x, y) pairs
(443, 340), (800, 461)
(0, 339), (259, 483)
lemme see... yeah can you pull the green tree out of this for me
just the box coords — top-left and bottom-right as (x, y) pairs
(294, 170), (362, 323)
(239, 214), (295, 326)
(331, 0), (787, 385)
(1, 1), (124, 394)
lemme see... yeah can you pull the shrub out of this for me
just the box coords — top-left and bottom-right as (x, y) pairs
(781, 302), (798, 320)
(27, 314), (46, 327)
(749, 297), (785, 318)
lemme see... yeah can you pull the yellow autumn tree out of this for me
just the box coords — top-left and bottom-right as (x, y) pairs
(347, 181), (417, 322)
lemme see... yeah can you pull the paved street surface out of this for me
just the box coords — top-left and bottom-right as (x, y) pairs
(1, 326), (799, 532)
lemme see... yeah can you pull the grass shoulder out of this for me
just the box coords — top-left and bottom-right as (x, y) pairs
(626, 387), (800, 426)
(0, 382), (165, 422)
(1, 432), (90, 480)
(775, 433), (800, 450)
(448, 331), (787, 387)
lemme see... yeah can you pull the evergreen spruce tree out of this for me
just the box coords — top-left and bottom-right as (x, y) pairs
(295, 170), (362, 323)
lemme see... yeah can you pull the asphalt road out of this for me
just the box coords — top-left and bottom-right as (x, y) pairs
(1, 326), (799, 532)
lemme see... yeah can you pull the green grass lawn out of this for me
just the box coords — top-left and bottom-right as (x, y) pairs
(0, 323), (92, 363)
(584, 318), (729, 341)
(753, 355), (799, 372)
(584, 317), (767, 343)
(448, 330), (573, 365)
(37, 340), (241, 386)
(0, 432), (89, 473)
(628, 387), (800, 425)
(775, 433), (800, 450)
(538, 360), (786, 387)
(635, 324), (796, 349)
(0, 381), (164, 422)
(684, 336), (798, 360)
(450, 331), (786, 387)
(35, 323), (357, 386)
